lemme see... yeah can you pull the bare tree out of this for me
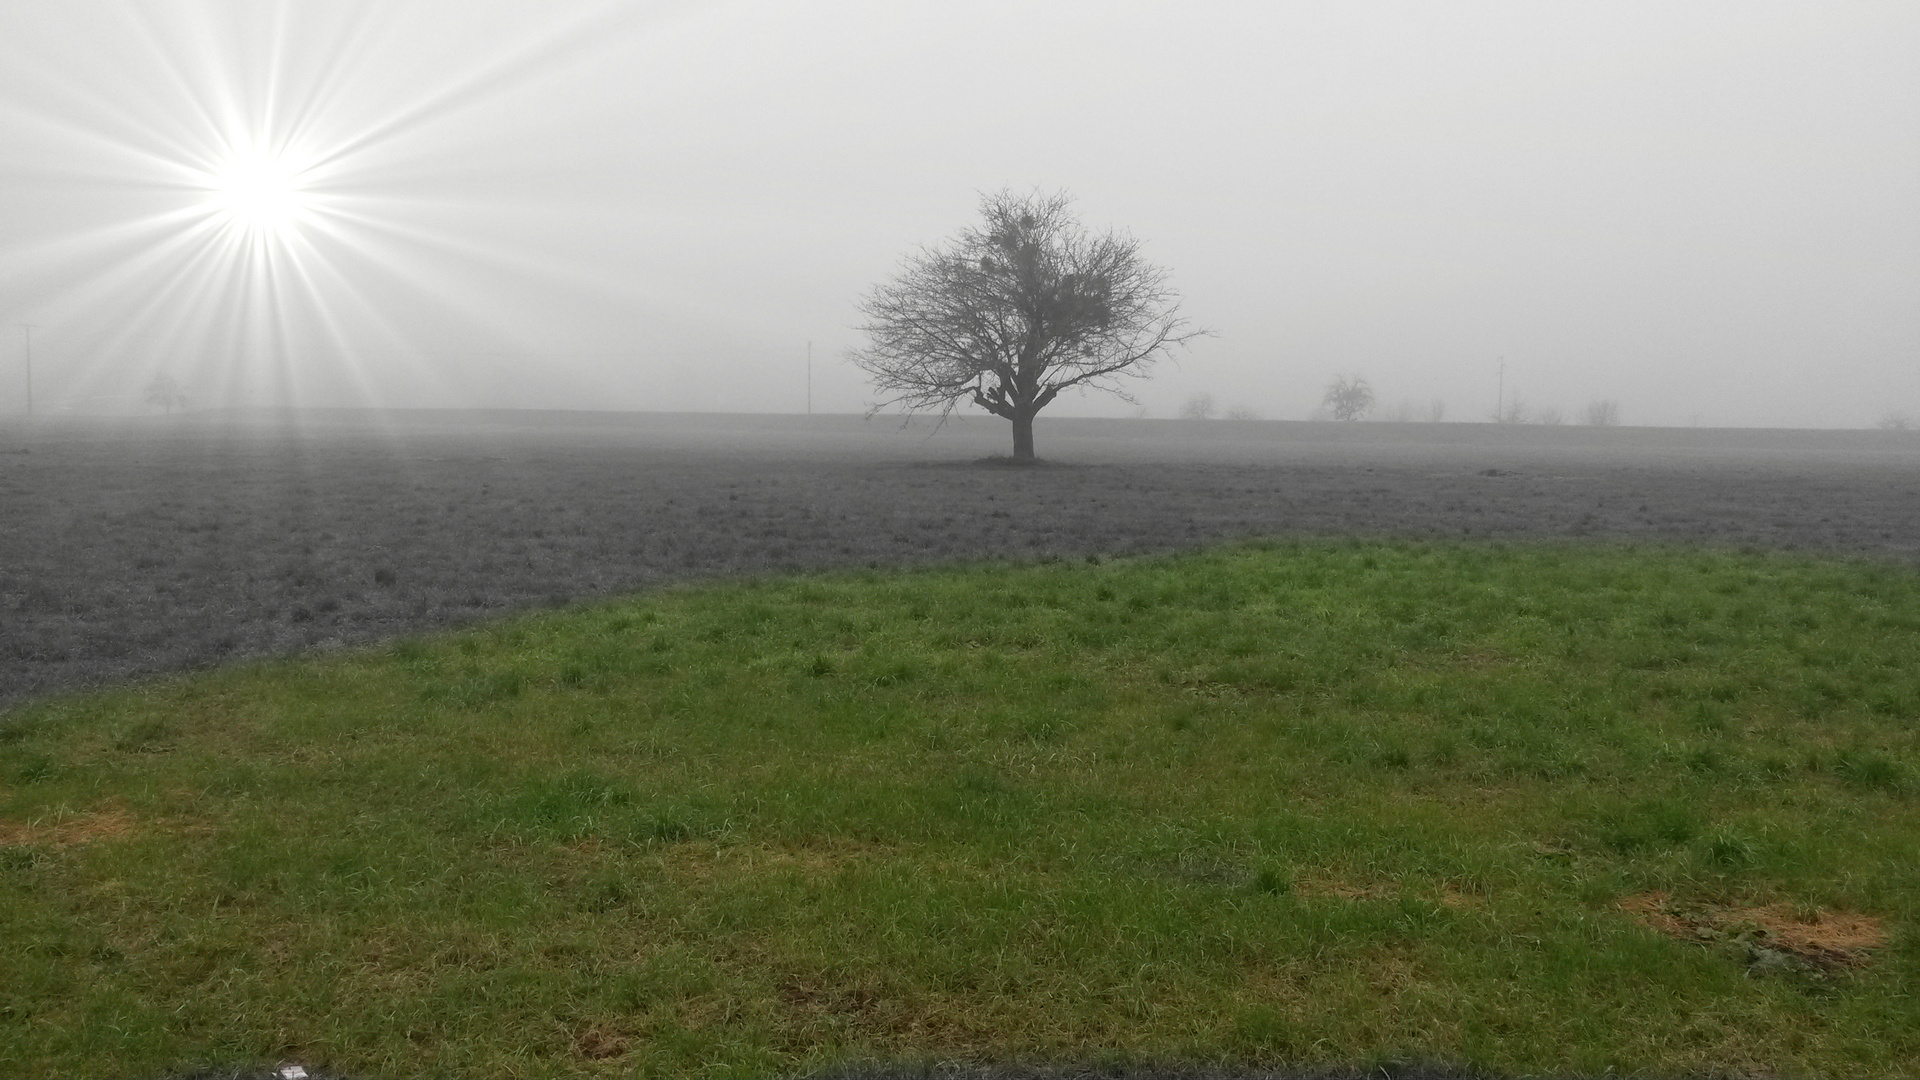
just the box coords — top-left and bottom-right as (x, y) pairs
(1427, 399), (1446, 423)
(1583, 400), (1621, 426)
(143, 373), (187, 415)
(1496, 397), (1529, 424)
(1322, 374), (1374, 422)
(851, 189), (1199, 460)
(1534, 407), (1565, 426)
(1179, 392), (1217, 420)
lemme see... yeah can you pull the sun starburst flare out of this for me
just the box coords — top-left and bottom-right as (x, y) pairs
(0, 1), (685, 414)
(205, 148), (313, 237)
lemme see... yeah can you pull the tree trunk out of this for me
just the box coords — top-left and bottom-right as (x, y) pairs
(1010, 412), (1036, 460)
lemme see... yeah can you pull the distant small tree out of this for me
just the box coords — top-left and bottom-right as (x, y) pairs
(1427, 399), (1446, 423)
(1223, 405), (1262, 422)
(1322, 375), (1374, 422)
(1534, 407), (1565, 426)
(1496, 397), (1529, 424)
(1878, 412), (1914, 431)
(1583, 400), (1621, 426)
(143, 373), (187, 415)
(1179, 392), (1217, 420)
(852, 189), (1200, 460)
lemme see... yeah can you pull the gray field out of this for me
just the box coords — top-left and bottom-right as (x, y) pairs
(3, 409), (1916, 709)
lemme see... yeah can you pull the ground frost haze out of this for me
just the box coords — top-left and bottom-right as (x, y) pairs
(3, 410), (1917, 709)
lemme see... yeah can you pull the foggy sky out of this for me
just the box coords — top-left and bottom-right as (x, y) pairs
(1, 1), (1914, 428)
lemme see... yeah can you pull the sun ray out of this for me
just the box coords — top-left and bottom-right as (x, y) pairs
(0, 1), (729, 415)
(299, 1), (659, 174)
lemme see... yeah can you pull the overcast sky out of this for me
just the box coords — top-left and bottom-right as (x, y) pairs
(1, 1), (1914, 427)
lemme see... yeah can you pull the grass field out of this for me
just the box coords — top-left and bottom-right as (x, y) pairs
(3, 538), (1917, 1077)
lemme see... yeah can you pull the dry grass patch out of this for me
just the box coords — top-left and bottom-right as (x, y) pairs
(1296, 879), (1394, 902)
(655, 839), (907, 884)
(570, 1022), (630, 1062)
(0, 804), (138, 847)
(1446, 648), (1511, 674)
(1290, 877), (1491, 911)
(1434, 883), (1490, 910)
(1619, 891), (1887, 971)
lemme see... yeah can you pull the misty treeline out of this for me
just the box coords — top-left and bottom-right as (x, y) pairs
(1176, 376), (1626, 427)
(844, 186), (1630, 440)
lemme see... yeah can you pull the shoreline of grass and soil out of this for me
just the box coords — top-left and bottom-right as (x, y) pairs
(7, 412), (1917, 711)
(3, 538), (1917, 1077)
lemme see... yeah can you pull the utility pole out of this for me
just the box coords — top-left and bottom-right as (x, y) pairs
(20, 324), (35, 418)
(806, 340), (812, 416)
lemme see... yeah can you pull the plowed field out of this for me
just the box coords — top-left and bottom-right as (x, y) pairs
(4, 410), (1916, 708)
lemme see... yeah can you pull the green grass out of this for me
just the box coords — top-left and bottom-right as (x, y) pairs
(3, 539), (1919, 1078)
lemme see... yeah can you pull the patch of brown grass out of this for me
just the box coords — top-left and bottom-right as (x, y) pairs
(1295, 877), (1490, 911)
(569, 1022), (630, 1061)
(1619, 891), (1886, 969)
(0, 805), (137, 847)
(1435, 882), (1490, 909)
(1297, 879), (1392, 902)
(655, 839), (899, 883)
(1450, 648), (1510, 673)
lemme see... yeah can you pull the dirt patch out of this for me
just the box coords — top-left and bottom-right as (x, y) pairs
(0, 806), (137, 847)
(1619, 891), (1886, 971)
(657, 839), (898, 883)
(1434, 883), (1489, 909)
(1297, 879), (1393, 902)
(1449, 649), (1509, 673)
(570, 1022), (631, 1061)
(1293, 879), (1488, 910)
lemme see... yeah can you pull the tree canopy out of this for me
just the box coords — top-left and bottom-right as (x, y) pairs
(1323, 374), (1374, 422)
(852, 190), (1197, 459)
(143, 372), (187, 414)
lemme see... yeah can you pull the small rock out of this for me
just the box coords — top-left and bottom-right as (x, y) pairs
(1746, 945), (1813, 976)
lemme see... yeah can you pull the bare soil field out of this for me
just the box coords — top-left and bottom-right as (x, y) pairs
(3, 408), (1916, 709)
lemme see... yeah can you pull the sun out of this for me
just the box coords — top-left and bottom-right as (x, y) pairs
(208, 148), (312, 235)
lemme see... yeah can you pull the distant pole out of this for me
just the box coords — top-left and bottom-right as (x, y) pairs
(806, 340), (812, 415)
(20, 324), (35, 417)
(1495, 357), (1505, 423)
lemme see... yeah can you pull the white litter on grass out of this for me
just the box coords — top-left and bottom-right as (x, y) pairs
(277, 1066), (309, 1080)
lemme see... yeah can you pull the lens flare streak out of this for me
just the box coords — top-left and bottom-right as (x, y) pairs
(1, 1), (666, 413)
